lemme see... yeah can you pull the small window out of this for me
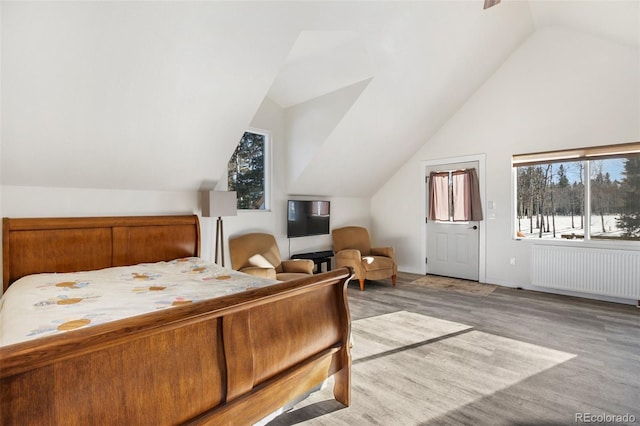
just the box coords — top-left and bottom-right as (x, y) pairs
(513, 143), (640, 241)
(227, 130), (270, 210)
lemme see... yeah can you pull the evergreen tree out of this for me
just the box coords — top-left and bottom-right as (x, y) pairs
(557, 164), (569, 188)
(616, 157), (640, 238)
(556, 164), (570, 215)
(228, 132), (265, 210)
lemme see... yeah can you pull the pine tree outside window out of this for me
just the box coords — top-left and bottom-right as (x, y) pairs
(616, 156), (640, 238)
(228, 130), (270, 211)
(513, 143), (640, 242)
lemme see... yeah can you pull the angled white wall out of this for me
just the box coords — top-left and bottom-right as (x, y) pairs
(284, 79), (371, 188)
(372, 28), (640, 290)
(0, 2), (300, 191)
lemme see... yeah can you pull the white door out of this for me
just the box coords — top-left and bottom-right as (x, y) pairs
(426, 161), (480, 281)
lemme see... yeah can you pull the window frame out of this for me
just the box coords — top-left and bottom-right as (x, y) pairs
(512, 142), (640, 247)
(227, 128), (272, 212)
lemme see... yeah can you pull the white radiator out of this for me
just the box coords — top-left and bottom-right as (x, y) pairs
(531, 245), (640, 299)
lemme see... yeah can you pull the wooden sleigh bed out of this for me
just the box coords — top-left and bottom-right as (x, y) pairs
(1, 215), (353, 425)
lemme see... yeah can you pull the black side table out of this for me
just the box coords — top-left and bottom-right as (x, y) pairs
(291, 250), (334, 274)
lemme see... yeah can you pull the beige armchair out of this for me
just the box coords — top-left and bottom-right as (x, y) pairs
(332, 226), (397, 291)
(229, 233), (314, 281)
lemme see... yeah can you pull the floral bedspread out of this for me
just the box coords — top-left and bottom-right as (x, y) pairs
(0, 257), (278, 347)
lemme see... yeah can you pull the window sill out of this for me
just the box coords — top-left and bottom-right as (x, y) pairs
(515, 236), (639, 251)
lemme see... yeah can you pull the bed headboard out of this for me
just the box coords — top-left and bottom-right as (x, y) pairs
(2, 215), (201, 291)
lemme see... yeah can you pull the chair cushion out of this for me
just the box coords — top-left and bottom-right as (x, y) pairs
(229, 233), (283, 270)
(229, 233), (315, 278)
(248, 254), (275, 269)
(361, 255), (395, 272)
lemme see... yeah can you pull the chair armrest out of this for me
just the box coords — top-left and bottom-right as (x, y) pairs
(281, 259), (314, 275)
(335, 249), (365, 277)
(239, 266), (277, 280)
(335, 249), (362, 261)
(371, 246), (394, 258)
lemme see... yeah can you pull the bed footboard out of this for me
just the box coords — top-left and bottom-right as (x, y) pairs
(0, 268), (353, 425)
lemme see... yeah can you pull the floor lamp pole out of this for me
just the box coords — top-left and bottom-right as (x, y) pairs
(215, 216), (225, 267)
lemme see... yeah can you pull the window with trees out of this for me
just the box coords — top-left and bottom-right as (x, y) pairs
(228, 130), (270, 210)
(513, 143), (640, 241)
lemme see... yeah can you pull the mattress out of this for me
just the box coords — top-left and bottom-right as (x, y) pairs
(0, 257), (278, 347)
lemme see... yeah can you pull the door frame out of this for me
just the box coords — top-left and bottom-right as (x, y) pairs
(420, 154), (487, 282)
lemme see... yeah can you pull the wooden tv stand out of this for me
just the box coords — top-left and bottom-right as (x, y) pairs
(291, 250), (334, 274)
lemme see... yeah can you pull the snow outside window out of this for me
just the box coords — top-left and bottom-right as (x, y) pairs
(513, 143), (640, 241)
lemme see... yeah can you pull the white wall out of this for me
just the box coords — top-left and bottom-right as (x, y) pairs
(372, 28), (639, 290)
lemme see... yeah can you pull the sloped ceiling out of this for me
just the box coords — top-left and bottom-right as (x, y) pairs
(2, 1), (638, 197)
(529, 1), (640, 48)
(267, 31), (374, 109)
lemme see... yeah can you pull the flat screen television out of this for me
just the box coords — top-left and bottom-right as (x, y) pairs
(287, 200), (330, 238)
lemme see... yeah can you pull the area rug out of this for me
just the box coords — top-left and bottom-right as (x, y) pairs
(410, 275), (497, 296)
(269, 311), (575, 425)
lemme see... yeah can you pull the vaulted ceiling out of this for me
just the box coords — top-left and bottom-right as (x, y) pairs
(2, 1), (638, 197)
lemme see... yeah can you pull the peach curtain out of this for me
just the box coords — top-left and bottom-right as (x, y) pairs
(429, 168), (483, 222)
(452, 170), (470, 221)
(428, 172), (450, 221)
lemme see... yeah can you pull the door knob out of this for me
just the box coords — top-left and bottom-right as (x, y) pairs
(471, 225), (478, 230)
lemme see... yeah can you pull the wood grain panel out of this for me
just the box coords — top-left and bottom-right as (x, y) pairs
(1, 320), (225, 426)
(250, 285), (343, 386)
(223, 311), (255, 402)
(112, 224), (199, 266)
(191, 349), (341, 425)
(7, 228), (112, 285)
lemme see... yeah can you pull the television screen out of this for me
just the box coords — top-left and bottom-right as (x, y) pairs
(287, 200), (330, 238)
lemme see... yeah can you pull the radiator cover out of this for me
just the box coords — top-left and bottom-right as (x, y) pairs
(531, 244), (640, 300)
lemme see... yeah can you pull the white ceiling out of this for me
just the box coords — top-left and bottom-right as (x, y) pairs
(529, 1), (639, 48)
(1, 1), (638, 197)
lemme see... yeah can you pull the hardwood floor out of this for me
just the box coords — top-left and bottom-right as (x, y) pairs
(271, 272), (640, 425)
